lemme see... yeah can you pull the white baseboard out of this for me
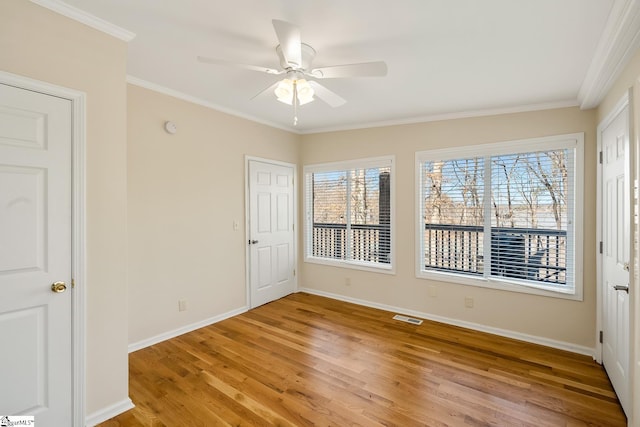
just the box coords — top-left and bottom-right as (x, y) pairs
(298, 287), (595, 358)
(128, 306), (248, 353)
(85, 398), (134, 427)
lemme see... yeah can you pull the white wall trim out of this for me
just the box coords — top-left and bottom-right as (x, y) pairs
(298, 287), (595, 358)
(578, 0), (640, 109)
(127, 76), (582, 136)
(414, 133), (584, 301)
(127, 76), (295, 133)
(29, 0), (135, 41)
(0, 71), (88, 427)
(595, 91), (631, 365)
(302, 155), (396, 275)
(70, 81), (88, 427)
(85, 398), (134, 427)
(244, 157), (299, 309)
(300, 100), (580, 135)
(128, 306), (248, 353)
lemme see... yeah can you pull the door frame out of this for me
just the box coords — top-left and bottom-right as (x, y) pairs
(0, 71), (87, 426)
(596, 89), (633, 365)
(244, 156), (298, 309)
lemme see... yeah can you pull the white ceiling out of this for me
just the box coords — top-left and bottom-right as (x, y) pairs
(52, 0), (637, 133)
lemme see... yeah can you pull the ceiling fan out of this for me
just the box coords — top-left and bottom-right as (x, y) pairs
(198, 19), (388, 125)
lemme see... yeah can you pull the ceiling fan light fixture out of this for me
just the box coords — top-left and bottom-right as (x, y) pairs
(296, 79), (314, 105)
(275, 79), (294, 104)
(274, 78), (315, 106)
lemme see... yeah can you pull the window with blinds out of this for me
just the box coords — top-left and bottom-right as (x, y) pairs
(416, 134), (583, 297)
(304, 157), (394, 271)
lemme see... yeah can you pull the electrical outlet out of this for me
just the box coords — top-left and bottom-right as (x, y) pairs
(178, 299), (187, 312)
(345, 277), (351, 286)
(233, 220), (239, 231)
(464, 297), (474, 308)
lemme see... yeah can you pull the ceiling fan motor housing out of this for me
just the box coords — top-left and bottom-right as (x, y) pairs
(276, 43), (316, 71)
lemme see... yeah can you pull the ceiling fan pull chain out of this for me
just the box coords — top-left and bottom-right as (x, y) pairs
(293, 80), (299, 126)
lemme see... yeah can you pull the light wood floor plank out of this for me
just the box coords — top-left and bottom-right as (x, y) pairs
(100, 293), (626, 426)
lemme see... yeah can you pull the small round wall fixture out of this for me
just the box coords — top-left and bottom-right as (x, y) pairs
(164, 121), (177, 134)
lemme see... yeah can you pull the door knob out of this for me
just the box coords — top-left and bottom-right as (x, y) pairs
(249, 240), (259, 245)
(51, 281), (67, 293)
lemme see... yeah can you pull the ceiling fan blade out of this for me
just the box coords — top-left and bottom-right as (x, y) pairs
(197, 56), (282, 75)
(310, 61), (388, 79)
(308, 81), (346, 107)
(250, 81), (279, 100)
(272, 19), (302, 68)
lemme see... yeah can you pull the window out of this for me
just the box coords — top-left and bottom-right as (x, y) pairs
(304, 156), (394, 272)
(416, 134), (583, 298)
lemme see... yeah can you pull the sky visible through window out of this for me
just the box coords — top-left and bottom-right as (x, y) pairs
(422, 149), (568, 231)
(313, 168), (389, 225)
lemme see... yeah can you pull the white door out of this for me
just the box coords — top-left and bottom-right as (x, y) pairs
(0, 84), (73, 424)
(601, 103), (631, 415)
(248, 160), (295, 308)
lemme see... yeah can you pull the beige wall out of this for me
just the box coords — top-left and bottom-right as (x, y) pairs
(597, 47), (640, 427)
(300, 107), (598, 348)
(127, 85), (300, 344)
(4, 0), (634, 420)
(0, 0), (129, 417)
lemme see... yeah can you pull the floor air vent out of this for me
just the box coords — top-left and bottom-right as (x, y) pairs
(393, 314), (423, 325)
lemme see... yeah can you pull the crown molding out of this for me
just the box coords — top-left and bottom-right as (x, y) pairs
(300, 100), (580, 135)
(127, 75), (579, 135)
(128, 74), (579, 135)
(126, 76), (298, 134)
(578, 0), (640, 109)
(29, 0), (136, 42)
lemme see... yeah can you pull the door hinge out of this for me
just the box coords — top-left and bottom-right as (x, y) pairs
(599, 330), (603, 343)
(71, 278), (75, 289)
(293, 269), (296, 277)
(292, 223), (295, 231)
(599, 151), (603, 164)
(599, 241), (603, 254)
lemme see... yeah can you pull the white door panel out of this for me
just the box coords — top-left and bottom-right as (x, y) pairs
(257, 246), (272, 289)
(0, 84), (73, 424)
(0, 166), (45, 272)
(601, 103), (631, 416)
(276, 243), (290, 283)
(249, 160), (295, 308)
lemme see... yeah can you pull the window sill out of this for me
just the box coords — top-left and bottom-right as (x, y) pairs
(305, 256), (396, 275)
(416, 270), (582, 301)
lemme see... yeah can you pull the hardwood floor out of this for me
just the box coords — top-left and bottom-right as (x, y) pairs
(100, 292), (626, 426)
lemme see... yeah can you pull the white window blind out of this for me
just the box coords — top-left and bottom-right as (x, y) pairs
(417, 134), (582, 296)
(305, 157), (393, 270)
(422, 157), (485, 275)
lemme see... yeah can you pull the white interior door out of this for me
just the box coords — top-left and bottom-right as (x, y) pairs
(248, 160), (295, 308)
(601, 103), (631, 416)
(0, 84), (73, 424)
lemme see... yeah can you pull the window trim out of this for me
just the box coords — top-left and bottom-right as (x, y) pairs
(415, 133), (584, 301)
(304, 155), (396, 274)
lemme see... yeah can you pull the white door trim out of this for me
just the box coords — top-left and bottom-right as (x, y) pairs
(244, 156), (298, 309)
(596, 89), (632, 365)
(0, 70), (87, 426)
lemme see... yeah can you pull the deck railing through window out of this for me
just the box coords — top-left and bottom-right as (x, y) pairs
(423, 224), (567, 285)
(311, 222), (566, 284)
(312, 223), (391, 264)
